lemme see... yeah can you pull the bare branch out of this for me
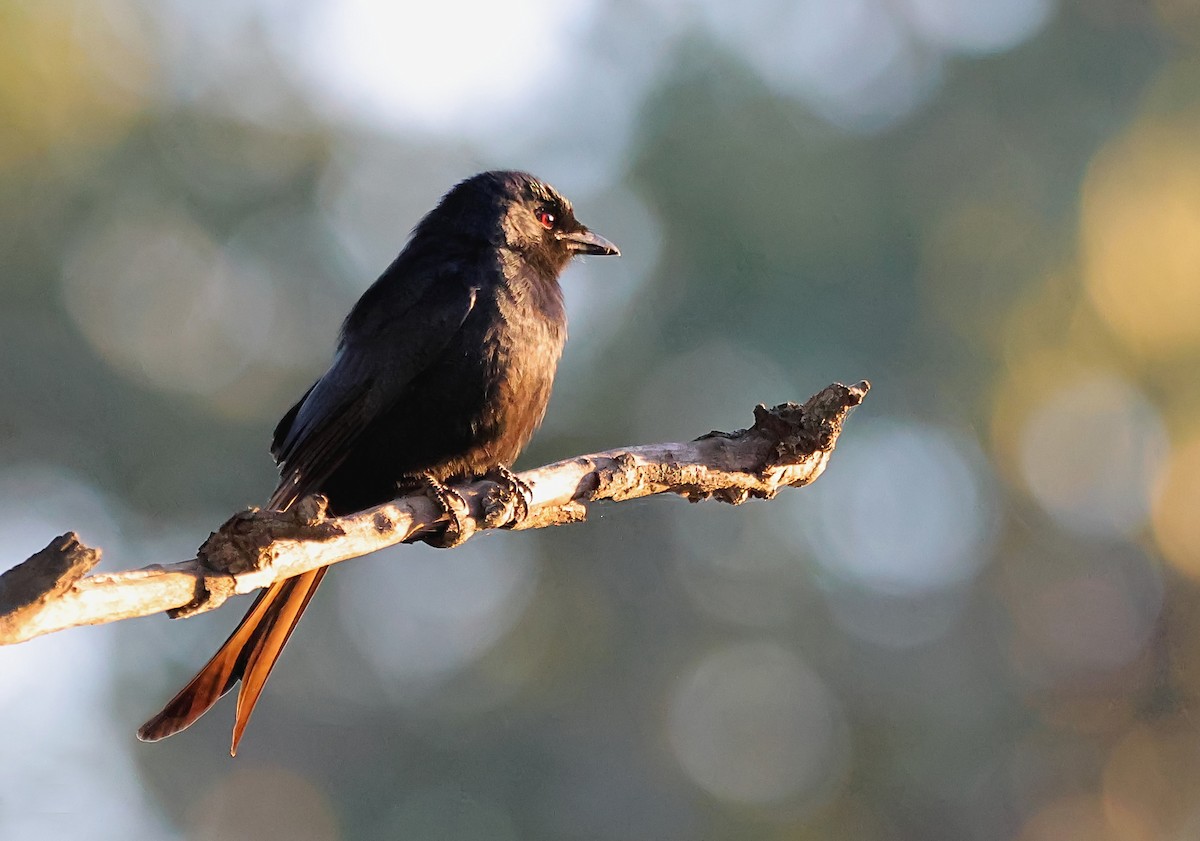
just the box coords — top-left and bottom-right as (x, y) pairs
(0, 381), (869, 645)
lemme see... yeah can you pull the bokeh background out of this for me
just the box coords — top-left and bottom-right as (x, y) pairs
(3, 1), (1200, 839)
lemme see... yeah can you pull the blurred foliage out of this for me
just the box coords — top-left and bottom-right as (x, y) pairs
(5, 1), (1200, 840)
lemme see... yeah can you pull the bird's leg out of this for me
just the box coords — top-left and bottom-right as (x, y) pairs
(480, 465), (532, 530)
(418, 474), (475, 548)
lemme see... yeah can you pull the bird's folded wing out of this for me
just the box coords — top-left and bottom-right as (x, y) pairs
(268, 272), (478, 510)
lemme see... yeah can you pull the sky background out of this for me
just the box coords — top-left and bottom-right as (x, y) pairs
(4, 1), (1200, 839)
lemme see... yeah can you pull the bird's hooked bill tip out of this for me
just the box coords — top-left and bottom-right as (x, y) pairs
(561, 229), (620, 257)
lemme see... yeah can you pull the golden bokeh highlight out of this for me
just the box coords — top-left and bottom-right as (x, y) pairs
(1015, 374), (1163, 536)
(1151, 433), (1200, 579)
(0, 2), (153, 167)
(1081, 119), (1200, 359)
(989, 271), (1132, 496)
(990, 342), (1164, 538)
(991, 346), (1090, 490)
(1103, 721), (1200, 841)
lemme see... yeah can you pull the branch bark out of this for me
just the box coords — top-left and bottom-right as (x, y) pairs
(0, 381), (868, 645)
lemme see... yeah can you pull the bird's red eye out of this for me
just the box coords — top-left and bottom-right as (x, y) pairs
(536, 210), (555, 229)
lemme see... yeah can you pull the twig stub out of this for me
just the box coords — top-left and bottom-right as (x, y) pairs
(198, 495), (344, 576)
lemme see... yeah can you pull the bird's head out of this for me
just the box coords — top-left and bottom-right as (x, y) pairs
(423, 171), (619, 277)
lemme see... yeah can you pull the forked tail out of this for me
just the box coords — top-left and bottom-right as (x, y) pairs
(137, 567), (328, 755)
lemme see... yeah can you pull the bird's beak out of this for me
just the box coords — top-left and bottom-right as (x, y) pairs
(560, 228), (620, 256)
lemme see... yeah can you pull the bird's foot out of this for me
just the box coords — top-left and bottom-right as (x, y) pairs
(419, 474), (474, 548)
(481, 465), (532, 530)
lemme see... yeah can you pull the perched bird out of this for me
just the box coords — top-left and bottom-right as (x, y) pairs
(137, 171), (619, 754)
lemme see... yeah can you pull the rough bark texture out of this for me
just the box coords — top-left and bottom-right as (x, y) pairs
(0, 381), (868, 645)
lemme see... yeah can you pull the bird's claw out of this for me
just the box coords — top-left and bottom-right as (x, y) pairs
(481, 465), (532, 530)
(420, 474), (474, 548)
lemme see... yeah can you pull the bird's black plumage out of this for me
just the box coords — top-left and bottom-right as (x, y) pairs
(138, 170), (619, 753)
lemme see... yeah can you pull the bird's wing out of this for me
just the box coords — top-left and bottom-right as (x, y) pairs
(267, 271), (479, 511)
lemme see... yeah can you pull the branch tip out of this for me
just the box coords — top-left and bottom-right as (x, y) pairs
(0, 532), (102, 613)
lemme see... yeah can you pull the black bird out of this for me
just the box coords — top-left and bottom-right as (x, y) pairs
(138, 171), (619, 754)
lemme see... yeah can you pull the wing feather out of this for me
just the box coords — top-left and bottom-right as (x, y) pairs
(268, 272), (478, 511)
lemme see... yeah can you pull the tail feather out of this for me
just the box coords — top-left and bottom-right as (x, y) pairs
(230, 567), (327, 755)
(137, 569), (329, 754)
(139, 465), (331, 751)
(137, 581), (286, 743)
